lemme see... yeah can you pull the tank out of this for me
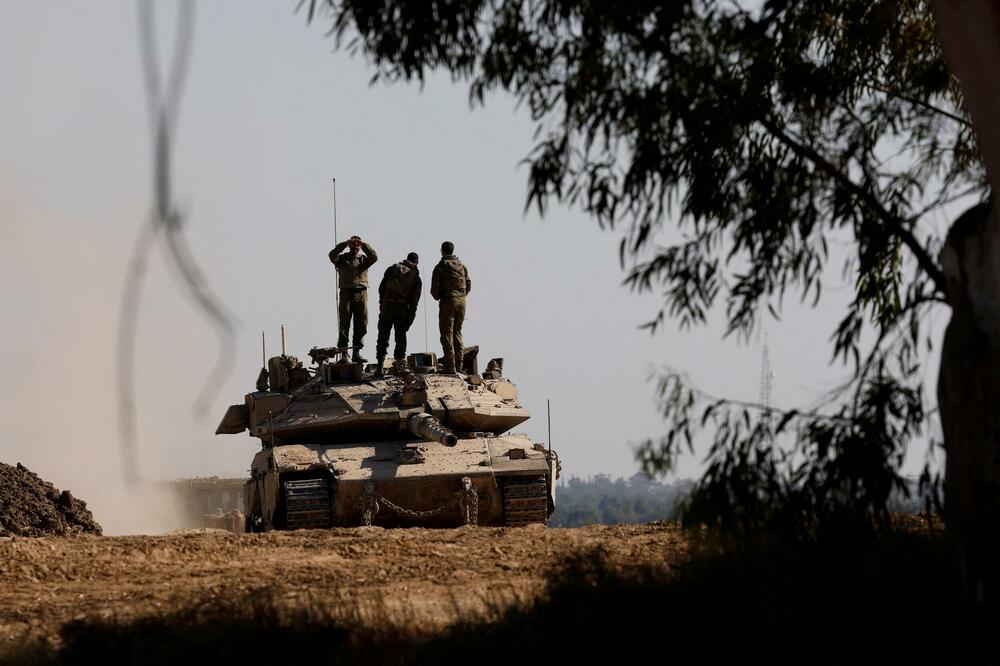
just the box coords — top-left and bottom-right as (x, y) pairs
(215, 347), (560, 530)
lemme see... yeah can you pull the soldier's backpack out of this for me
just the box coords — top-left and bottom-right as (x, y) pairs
(383, 263), (417, 301)
(440, 258), (467, 292)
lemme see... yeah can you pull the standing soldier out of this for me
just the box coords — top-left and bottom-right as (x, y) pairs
(329, 235), (378, 362)
(430, 241), (471, 374)
(374, 252), (422, 377)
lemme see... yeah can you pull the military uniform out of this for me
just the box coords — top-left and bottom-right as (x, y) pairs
(431, 254), (471, 372)
(329, 241), (378, 352)
(376, 259), (422, 362)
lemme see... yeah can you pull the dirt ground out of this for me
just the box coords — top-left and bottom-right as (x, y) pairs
(0, 524), (689, 649)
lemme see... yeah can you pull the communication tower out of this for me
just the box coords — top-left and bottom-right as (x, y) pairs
(759, 333), (775, 442)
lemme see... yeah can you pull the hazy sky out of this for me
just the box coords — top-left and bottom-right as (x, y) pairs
(0, 2), (948, 532)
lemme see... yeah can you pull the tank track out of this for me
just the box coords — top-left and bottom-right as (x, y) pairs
(283, 478), (332, 530)
(501, 476), (549, 526)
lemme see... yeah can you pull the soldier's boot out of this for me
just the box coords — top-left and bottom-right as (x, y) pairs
(374, 357), (385, 378)
(352, 350), (367, 363)
(441, 363), (457, 374)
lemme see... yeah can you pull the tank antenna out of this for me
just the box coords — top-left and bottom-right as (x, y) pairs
(261, 330), (266, 367)
(332, 177), (339, 312)
(423, 286), (429, 351)
(547, 398), (552, 456)
(281, 324), (286, 356)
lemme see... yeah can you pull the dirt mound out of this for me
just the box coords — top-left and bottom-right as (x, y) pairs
(0, 462), (102, 537)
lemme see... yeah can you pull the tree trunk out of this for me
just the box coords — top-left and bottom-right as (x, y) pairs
(938, 203), (1000, 611)
(933, 0), (1000, 613)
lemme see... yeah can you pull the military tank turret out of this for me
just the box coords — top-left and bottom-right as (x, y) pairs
(216, 347), (559, 530)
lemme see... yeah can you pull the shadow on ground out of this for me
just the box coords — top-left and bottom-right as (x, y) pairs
(4, 529), (995, 665)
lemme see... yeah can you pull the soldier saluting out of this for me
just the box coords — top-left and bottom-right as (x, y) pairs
(374, 252), (422, 377)
(329, 235), (378, 362)
(430, 241), (471, 374)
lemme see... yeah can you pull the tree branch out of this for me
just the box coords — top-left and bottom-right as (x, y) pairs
(759, 117), (949, 297)
(866, 83), (972, 129)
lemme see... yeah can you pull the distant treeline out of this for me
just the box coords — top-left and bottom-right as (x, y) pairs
(550, 473), (931, 527)
(549, 474), (694, 527)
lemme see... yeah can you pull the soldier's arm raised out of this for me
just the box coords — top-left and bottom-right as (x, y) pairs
(361, 242), (378, 268)
(328, 241), (348, 263)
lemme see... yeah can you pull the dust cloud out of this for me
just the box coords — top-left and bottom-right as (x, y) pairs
(0, 189), (202, 535)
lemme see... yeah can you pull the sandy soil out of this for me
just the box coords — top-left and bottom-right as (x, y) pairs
(0, 524), (690, 647)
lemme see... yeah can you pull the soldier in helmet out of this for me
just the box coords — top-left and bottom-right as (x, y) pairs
(430, 241), (471, 374)
(374, 252), (422, 377)
(329, 235), (378, 362)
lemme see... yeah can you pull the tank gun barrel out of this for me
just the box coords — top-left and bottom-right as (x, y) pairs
(407, 413), (458, 447)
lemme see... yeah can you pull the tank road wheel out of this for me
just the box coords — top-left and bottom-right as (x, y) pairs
(500, 476), (549, 527)
(282, 478), (333, 530)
